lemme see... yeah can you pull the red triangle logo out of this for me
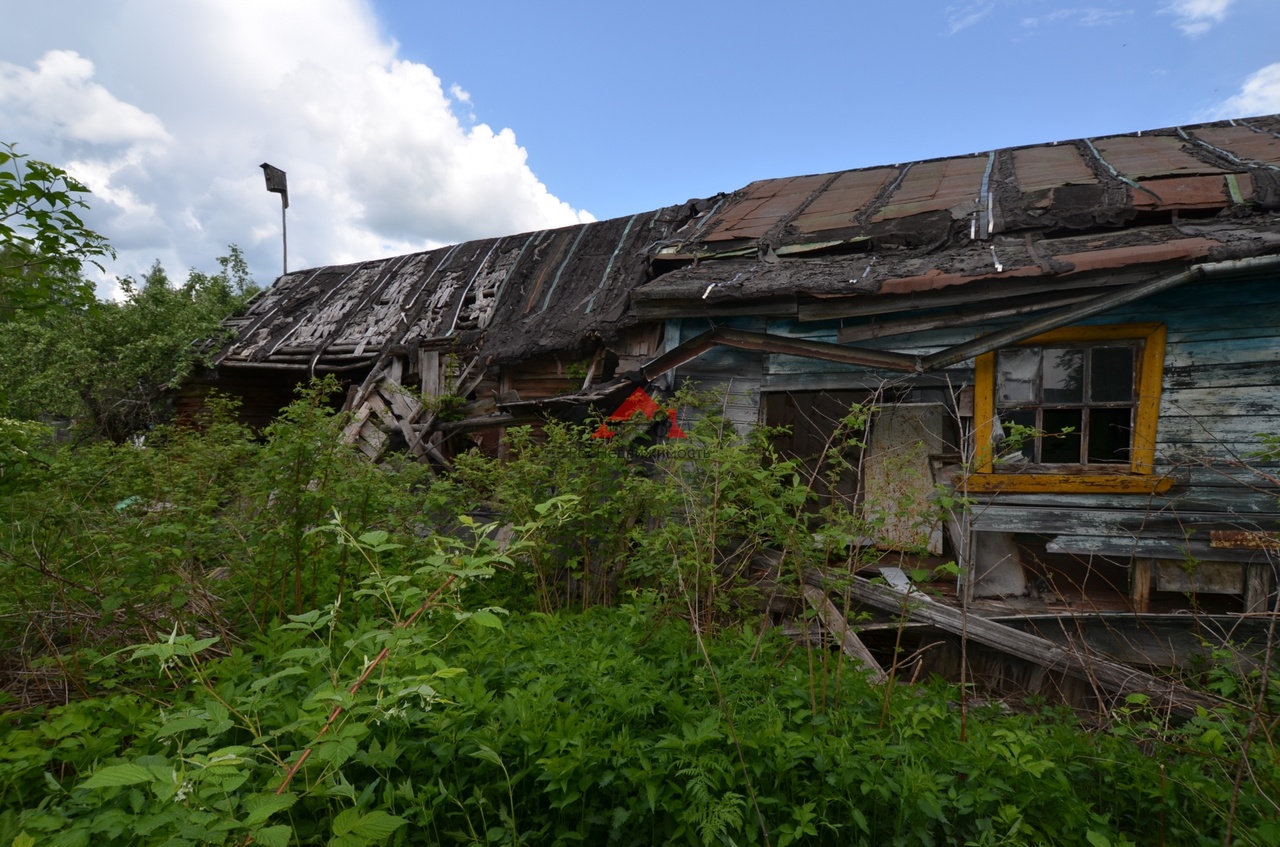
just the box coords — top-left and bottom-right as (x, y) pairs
(592, 387), (687, 439)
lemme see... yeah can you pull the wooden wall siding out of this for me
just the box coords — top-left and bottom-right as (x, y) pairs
(763, 390), (866, 510)
(670, 318), (763, 435)
(501, 355), (584, 401)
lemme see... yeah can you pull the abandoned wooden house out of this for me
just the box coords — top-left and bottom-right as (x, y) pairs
(193, 114), (1280, 681)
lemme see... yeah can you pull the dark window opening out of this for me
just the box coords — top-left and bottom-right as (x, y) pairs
(995, 342), (1138, 466)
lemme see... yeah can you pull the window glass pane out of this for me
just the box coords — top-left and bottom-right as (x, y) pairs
(1043, 348), (1084, 404)
(1088, 408), (1132, 463)
(1091, 346), (1135, 403)
(996, 347), (1039, 406)
(1041, 408), (1083, 463)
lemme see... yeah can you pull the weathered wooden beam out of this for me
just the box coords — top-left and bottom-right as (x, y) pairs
(830, 573), (1223, 717)
(801, 585), (887, 684)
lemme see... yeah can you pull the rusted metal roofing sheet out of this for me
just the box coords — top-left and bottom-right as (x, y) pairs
(870, 157), (988, 221)
(701, 174), (832, 242)
(1012, 145), (1098, 193)
(1091, 135), (1226, 179)
(1190, 125), (1280, 167)
(1129, 175), (1229, 209)
(793, 167), (898, 234)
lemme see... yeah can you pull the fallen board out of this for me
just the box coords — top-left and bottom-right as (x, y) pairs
(824, 572), (1223, 717)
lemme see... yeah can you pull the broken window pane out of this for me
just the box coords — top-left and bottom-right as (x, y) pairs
(1043, 348), (1084, 404)
(1088, 408), (1132, 462)
(1041, 408), (1083, 463)
(996, 347), (1039, 406)
(1091, 346), (1135, 403)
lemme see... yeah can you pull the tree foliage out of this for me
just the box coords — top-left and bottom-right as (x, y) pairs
(0, 246), (259, 440)
(0, 142), (114, 319)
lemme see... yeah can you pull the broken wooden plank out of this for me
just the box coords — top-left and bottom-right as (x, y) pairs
(831, 572), (1223, 717)
(802, 584), (887, 684)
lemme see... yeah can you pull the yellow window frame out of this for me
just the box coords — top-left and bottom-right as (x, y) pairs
(968, 322), (1172, 494)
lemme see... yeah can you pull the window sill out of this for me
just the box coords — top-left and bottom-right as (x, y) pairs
(960, 472), (1175, 494)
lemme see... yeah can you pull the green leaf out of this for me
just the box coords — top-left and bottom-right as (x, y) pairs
(12, 835), (37, 847)
(252, 825), (293, 847)
(1086, 831), (1111, 847)
(471, 744), (503, 767)
(79, 763), (156, 790)
(348, 811), (407, 840)
(332, 808), (362, 837)
(244, 792), (298, 826)
(154, 716), (207, 738)
(469, 609), (505, 631)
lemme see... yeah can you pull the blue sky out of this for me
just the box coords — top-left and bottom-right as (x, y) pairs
(1, 1), (1276, 296)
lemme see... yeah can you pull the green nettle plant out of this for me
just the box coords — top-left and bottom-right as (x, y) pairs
(0, 380), (1278, 845)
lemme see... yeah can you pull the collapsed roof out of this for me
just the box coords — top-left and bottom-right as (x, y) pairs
(215, 115), (1280, 373)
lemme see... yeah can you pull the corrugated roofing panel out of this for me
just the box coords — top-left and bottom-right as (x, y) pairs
(793, 167), (898, 234)
(1092, 135), (1226, 179)
(703, 174), (831, 241)
(1129, 175), (1229, 208)
(1193, 126), (1280, 166)
(1012, 145), (1097, 192)
(871, 156), (987, 221)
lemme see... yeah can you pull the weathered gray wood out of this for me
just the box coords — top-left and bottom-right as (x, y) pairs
(802, 585), (887, 683)
(1153, 560), (1245, 595)
(836, 573), (1223, 717)
(1045, 534), (1271, 563)
(1246, 565), (1271, 613)
(968, 532), (1028, 597)
(970, 505), (1276, 536)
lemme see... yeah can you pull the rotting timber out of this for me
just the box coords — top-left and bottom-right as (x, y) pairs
(189, 115), (1280, 710)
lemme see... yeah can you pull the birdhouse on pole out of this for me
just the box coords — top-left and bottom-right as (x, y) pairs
(260, 163), (289, 275)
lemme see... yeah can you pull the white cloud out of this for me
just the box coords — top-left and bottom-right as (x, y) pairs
(1163, 0), (1234, 36)
(0, 50), (170, 146)
(1213, 62), (1280, 118)
(945, 0), (1000, 34)
(0, 1), (593, 295)
(1021, 8), (1130, 29)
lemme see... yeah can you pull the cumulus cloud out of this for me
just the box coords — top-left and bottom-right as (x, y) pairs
(0, 50), (170, 147)
(0, 0), (593, 295)
(1212, 63), (1280, 118)
(1163, 0), (1234, 36)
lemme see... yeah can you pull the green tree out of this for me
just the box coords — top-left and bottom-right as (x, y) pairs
(0, 142), (114, 319)
(0, 246), (259, 440)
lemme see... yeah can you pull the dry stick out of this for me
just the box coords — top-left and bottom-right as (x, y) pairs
(274, 574), (458, 796)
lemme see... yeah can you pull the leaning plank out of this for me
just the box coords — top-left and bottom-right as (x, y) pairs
(833, 573), (1223, 717)
(802, 585), (887, 684)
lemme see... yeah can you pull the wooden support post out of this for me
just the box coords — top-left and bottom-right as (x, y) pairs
(1245, 564), (1270, 614)
(1132, 558), (1152, 613)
